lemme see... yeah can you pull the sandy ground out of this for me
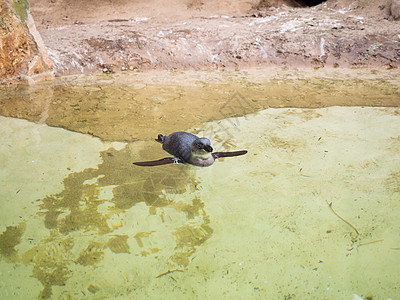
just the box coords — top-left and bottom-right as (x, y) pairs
(0, 106), (399, 299)
(28, 0), (400, 76)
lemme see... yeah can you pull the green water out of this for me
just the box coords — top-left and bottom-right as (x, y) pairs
(0, 69), (399, 299)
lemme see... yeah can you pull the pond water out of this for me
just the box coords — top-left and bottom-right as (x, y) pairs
(0, 68), (399, 299)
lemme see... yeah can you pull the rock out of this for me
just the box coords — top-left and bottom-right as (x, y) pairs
(0, 3), (29, 80)
(0, 0), (54, 84)
(391, 0), (400, 20)
(28, 56), (44, 76)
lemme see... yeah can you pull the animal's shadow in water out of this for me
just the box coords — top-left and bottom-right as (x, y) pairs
(22, 144), (212, 299)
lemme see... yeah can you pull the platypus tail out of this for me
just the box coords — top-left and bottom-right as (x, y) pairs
(156, 134), (166, 143)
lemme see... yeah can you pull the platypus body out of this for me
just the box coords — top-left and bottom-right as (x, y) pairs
(133, 131), (247, 167)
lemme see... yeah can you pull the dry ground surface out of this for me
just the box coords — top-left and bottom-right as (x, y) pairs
(29, 0), (400, 76)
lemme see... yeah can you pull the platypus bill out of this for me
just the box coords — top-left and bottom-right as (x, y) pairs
(133, 131), (247, 167)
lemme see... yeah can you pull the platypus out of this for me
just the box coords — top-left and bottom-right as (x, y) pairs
(133, 131), (247, 167)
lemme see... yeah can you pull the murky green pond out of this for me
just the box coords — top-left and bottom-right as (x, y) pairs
(1, 68), (399, 299)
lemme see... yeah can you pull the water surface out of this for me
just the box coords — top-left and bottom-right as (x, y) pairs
(0, 69), (399, 299)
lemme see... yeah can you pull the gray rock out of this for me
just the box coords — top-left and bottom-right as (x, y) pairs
(391, 0), (400, 20)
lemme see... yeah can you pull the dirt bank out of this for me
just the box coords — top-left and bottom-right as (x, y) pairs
(0, 0), (53, 84)
(28, 0), (400, 76)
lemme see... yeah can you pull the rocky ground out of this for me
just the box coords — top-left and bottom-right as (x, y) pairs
(0, 0), (53, 84)
(27, 0), (400, 76)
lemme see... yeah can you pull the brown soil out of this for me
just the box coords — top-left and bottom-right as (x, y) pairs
(29, 0), (400, 76)
(0, 2), (29, 79)
(0, 0), (53, 84)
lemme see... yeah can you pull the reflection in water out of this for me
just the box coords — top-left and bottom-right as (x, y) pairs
(0, 70), (399, 142)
